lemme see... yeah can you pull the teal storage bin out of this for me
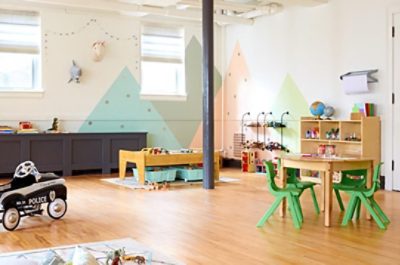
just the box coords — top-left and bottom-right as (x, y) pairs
(176, 167), (203, 182)
(133, 167), (177, 183)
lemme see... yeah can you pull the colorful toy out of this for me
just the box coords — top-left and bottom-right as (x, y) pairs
(0, 161), (67, 231)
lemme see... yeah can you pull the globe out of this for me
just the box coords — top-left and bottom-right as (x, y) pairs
(324, 106), (335, 119)
(310, 101), (325, 119)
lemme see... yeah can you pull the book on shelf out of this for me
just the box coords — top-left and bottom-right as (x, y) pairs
(352, 103), (375, 116)
(17, 128), (40, 134)
(0, 126), (15, 134)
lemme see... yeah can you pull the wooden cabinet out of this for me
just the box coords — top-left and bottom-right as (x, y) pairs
(0, 132), (147, 176)
(300, 117), (380, 165)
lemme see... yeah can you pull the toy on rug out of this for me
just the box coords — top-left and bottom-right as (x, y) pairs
(147, 181), (169, 191)
(0, 161), (67, 231)
(106, 248), (146, 265)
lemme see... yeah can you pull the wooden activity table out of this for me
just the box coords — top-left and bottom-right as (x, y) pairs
(119, 150), (220, 184)
(279, 155), (374, 227)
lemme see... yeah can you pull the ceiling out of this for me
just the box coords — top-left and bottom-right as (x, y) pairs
(5, 0), (329, 25)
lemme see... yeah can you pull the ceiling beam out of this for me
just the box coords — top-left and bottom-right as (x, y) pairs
(17, 0), (254, 25)
(272, 0), (329, 7)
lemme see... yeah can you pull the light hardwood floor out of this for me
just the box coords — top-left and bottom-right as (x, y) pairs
(0, 168), (399, 264)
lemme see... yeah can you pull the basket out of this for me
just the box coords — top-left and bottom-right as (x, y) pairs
(176, 167), (203, 182)
(133, 167), (177, 183)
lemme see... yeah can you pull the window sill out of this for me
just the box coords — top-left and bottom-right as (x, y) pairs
(140, 94), (187, 101)
(0, 90), (45, 98)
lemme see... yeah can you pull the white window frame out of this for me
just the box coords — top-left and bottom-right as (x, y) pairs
(140, 24), (186, 100)
(0, 9), (41, 93)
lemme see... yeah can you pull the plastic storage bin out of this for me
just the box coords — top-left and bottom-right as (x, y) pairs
(133, 167), (177, 183)
(176, 167), (203, 182)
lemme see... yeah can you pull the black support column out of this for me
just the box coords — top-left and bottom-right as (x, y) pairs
(202, 0), (214, 189)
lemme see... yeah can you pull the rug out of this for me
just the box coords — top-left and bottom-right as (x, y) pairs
(101, 176), (240, 190)
(0, 238), (184, 265)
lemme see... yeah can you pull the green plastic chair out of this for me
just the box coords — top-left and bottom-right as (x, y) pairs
(256, 161), (303, 229)
(341, 163), (390, 229)
(278, 159), (320, 214)
(334, 169), (367, 212)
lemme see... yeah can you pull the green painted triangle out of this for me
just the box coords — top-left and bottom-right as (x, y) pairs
(151, 36), (223, 148)
(79, 67), (182, 149)
(271, 74), (309, 153)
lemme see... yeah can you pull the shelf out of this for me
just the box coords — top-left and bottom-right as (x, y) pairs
(301, 138), (362, 144)
(300, 116), (380, 165)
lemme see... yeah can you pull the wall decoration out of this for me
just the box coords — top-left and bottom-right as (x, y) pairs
(271, 75), (309, 154)
(68, 60), (82, 84)
(92, 41), (106, 62)
(79, 67), (182, 149)
(151, 37), (222, 148)
(44, 19), (138, 42)
(43, 18), (139, 63)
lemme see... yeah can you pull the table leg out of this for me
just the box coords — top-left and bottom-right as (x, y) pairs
(137, 161), (146, 185)
(119, 156), (127, 179)
(214, 155), (220, 181)
(320, 171), (325, 212)
(280, 166), (288, 218)
(324, 169), (333, 227)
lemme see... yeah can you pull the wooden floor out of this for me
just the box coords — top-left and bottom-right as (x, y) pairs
(0, 168), (399, 264)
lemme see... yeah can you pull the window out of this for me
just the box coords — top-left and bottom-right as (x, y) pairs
(0, 9), (40, 92)
(141, 25), (185, 98)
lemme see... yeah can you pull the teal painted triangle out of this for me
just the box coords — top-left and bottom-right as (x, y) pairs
(271, 74), (309, 153)
(151, 36), (223, 148)
(79, 67), (182, 149)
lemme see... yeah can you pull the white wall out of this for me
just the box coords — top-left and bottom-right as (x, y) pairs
(224, 0), (400, 189)
(0, 6), (215, 132)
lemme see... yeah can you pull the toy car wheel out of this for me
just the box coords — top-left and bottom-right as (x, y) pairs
(3, 207), (20, 231)
(47, 198), (67, 220)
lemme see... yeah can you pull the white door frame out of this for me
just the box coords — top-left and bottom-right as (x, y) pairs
(386, 7), (400, 191)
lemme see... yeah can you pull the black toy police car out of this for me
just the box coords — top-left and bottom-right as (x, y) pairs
(0, 161), (67, 231)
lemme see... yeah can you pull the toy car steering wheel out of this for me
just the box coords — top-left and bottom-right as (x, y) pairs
(14, 161), (39, 178)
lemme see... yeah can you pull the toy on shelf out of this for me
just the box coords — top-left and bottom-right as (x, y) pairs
(309, 101), (325, 120)
(141, 147), (169, 155)
(305, 127), (319, 139)
(46, 117), (61, 133)
(17, 121), (39, 134)
(345, 133), (361, 142)
(265, 141), (289, 152)
(0, 161), (67, 231)
(325, 128), (340, 140)
(323, 106), (335, 120)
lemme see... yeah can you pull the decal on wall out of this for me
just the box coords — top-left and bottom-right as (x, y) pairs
(79, 67), (181, 149)
(223, 42), (309, 158)
(271, 75), (309, 153)
(151, 37), (223, 148)
(43, 18), (138, 62)
(223, 42), (252, 158)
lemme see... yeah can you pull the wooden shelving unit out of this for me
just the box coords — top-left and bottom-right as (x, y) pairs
(300, 116), (381, 165)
